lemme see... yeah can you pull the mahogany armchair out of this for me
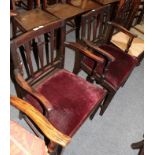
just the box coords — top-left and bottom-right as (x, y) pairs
(11, 20), (107, 153)
(65, 5), (138, 116)
(10, 96), (70, 154)
(11, 0), (59, 38)
(107, 0), (144, 64)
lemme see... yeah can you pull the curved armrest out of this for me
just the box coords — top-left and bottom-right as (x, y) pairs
(108, 21), (137, 38)
(65, 42), (105, 64)
(10, 96), (71, 147)
(82, 39), (115, 62)
(14, 69), (53, 112)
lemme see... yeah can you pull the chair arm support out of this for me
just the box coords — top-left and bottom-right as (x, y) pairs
(10, 96), (71, 147)
(65, 42), (105, 64)
(14, 69), (53, 112)
(82, 39), (115, 62)
(108, 21), (137, 38)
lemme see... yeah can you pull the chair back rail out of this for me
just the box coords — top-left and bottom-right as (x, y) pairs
(11, 20), (65, 86)
(81, 5), (111, 43)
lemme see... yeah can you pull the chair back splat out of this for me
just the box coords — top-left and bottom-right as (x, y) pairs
(11, 20), (65, 86)
(81, 5), (111, 43)
(115, 0), (141, 29)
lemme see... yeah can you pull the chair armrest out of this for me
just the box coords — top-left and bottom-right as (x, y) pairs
(82, 39), (115, 62)
(108, 21), (137, 38)
(14, 69), (53, 112)
(65, 42), (105, 64)
(10, 96), (71, 147)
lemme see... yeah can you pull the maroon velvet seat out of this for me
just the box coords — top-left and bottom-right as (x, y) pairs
(82, 45), (137, 90)
(26, 69), (106, 136)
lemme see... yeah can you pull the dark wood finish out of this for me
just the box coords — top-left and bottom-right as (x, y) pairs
(131, 139), (144, 155)
(11, 20), (106, 154)
(94, 0), (119, 5)
(66, 5), (138, 116)
(132, 0), (144, 26)
(42, 0), (102, 40)
(103, 0), (143, 63)
(13, 0), (34, 10)
(11, 0), (59, 38)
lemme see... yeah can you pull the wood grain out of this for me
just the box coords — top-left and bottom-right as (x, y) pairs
(10, 96), (71, 147)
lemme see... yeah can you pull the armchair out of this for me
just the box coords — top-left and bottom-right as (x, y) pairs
(65, 5), (138, 116)
(108, 0), (144, 64)
(11, 20), (107, 153)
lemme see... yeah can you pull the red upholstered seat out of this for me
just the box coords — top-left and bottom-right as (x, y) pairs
(26, 69), (107, 136)
(82, 45), (137, 90)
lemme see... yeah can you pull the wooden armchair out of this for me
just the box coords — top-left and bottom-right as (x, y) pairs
(65, 5), (138, 116)
(107, 0), (144, 64)
(10, 96), (70, 154)
(11, 0), (58, 38)
(11, 20), (107, 153)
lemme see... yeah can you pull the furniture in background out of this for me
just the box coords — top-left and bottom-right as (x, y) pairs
(66, 5), (138, 116)
(42, 0), (101, 40)
(10, 20), (107, 153)
(10, 96), (70, 155)
(11, 0), (59, 38)
(131, 138), (144, 155)
(107, 0), (144, 64)
(12, 0), (34, 10)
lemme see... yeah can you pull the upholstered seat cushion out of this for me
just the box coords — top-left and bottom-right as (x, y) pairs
(26, 69), (106, 136)
(111, 32), (144, 57)
(82, 45), (137, 90)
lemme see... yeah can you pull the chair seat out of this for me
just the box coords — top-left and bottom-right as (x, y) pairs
(46, 3), (84, 19)
(82, 45), (137, 90)
(111, 32), (144, 57)
(26, 69), (106, 136)
(15, 8), (58, 31)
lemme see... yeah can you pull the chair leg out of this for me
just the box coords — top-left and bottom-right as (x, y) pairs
(99, 92), (115, 116)
(48, 142), (63, 155)
(89, 102), (102, 120)
(74, 15), (81, 41)
(73, 52), (82, 74)
(131, 140), (144, 155)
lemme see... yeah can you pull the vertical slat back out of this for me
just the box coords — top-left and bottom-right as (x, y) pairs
(115, 0), (141, 29)
(24, 42), (35, 77)
(37, 36), (44, 69)
(11, 20), (65, 84)
(81, 5), (111, 43)
(49, 31), (54, 65)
